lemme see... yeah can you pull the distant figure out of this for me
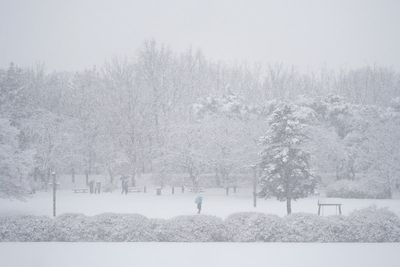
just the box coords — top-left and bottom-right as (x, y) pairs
(120, 176), (128, 195)
(194, 195), (203, 214)
(89, 180), (95, 194)
(95, 181), (101, 194)
(123, 180), (129, 194)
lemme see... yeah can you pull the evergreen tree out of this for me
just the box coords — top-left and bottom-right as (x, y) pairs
(259, 103), (317, 214)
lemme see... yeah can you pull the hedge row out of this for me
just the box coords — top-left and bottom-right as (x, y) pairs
(1, 207), (399, 242)
(326, 179), (391, 199)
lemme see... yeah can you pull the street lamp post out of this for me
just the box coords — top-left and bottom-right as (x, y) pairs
(252, 165), (258, 208)
(51, 171), (57, 217)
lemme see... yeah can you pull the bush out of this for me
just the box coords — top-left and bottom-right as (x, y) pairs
(1, 207), (399, 242)
(156, 215), (227, 242)
(102, 182), (118, 193)
(326, 178), (391, 199)
(347, 206), (400, 242)
(283, 213), (352, 242)
(90, 213), (157, 241)
(225, 212), (285, 241)
(0, 215), (54, 241)
(54, 213), (93, 241)
(54, 213), (157, 241)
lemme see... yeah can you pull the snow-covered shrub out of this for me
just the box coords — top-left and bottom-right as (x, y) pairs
(0, 215), (54, 241)
(1, 208), (400, 242)
(282, 213), (351, 242)
(88, 213), (156, 241)
(54, 213), (95, 241)
(326, 178), (391, 199)
(54, 213), (156, 241)
(346, 206), (400, 242)
(156, 215), (227, 242)
(224, 212), (286, 241)
(102, 182), (118, 193)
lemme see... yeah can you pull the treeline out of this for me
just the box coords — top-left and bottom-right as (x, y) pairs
(1, 40), (400, 198)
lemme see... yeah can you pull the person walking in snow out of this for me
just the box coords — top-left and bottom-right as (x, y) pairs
(120, 176), (128, 195)
(194, 195), (203, 214)
(89, 180), (95, 194)
(95, 181), (101, 194)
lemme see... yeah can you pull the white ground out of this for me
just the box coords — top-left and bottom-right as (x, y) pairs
(2, 189), (399, 267)
(0, 243), (399, 267)
(0, 187), (399, 218)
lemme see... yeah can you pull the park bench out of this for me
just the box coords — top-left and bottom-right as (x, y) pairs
(73, 188), (88, 193)
(317, 200), (342, 215)
(127, 187), (142, 193)
(188, 187), (204, 193)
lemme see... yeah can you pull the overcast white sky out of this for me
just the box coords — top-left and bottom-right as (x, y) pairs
(0, 0), (399, 71)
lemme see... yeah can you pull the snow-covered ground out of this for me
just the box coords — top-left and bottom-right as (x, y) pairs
(0, 243), (399, 267)
(0, 188), (399, 218)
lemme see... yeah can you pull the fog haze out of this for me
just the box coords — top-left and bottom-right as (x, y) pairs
(1, 0), (399, 71)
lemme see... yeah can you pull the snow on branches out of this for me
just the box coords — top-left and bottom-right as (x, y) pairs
(258, 103), (317, 214)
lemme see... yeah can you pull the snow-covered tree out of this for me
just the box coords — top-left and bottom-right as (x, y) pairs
(259, 103), (317, 214)
(0, 117), (34, 198)
(162, 122), (207, 190)
(354, 100), (400, 196)
(192, 94), (265, 187)
(19, 110), (82, 189)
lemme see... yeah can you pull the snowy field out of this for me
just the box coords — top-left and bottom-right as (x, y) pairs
(0, 243), (399, 267)
(1, 188), (399, 218)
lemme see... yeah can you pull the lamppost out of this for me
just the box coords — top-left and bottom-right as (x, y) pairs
(50, 171), (59, 217)
(251, 165), (258, 208)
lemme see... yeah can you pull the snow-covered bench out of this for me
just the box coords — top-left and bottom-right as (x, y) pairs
(317, 201), (342, 215)
(73, 188), (88, 193)
(188, 187), (204, 193)
(127, 187), (141, 193)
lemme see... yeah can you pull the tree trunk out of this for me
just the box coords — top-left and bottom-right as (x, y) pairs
(71, 168), (75, 183)
(385, 174), (392, 198)
(45, 168), (51, 191)
(252, 166), (257, 208)
(215, 167), (221, 187)
(189, 169), (197, 191)
(286, 198), (292, 215)
(85, 171), (89, 186)
(131, 170), (136, 187)
(108, 167), (114, 183)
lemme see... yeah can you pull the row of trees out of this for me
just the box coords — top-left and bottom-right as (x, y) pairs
(1, 40), (400, 204)
(259, 96), (400, 213)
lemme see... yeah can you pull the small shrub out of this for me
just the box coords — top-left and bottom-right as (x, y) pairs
(347, 206), (400, 242)
(89, 213), (156, 241)
(282, 213), (352, 242)
(0, 215), (54, 241)
(1, 207), (399, 242)
(156, 215), (227, 242)
(54, 213), (93, 241)
(54, 213), (157, 241)
(326, 178), (391, 199)
(102, 183), (118, 193)
(225, 212), (285, 241)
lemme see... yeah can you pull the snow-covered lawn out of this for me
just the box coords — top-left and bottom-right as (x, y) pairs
(1, 188), (399, 218)
(0, 243), (399, 267)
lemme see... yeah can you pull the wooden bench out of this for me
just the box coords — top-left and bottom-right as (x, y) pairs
(188, 187), (204, 193)
(127, 187), (142, 193)
(318, 201), (342, 215)
(73, 188), (88, 193)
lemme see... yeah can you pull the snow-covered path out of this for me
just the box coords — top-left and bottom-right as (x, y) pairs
(1, 243), (399, 267)
(1, 188), (399, 218)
